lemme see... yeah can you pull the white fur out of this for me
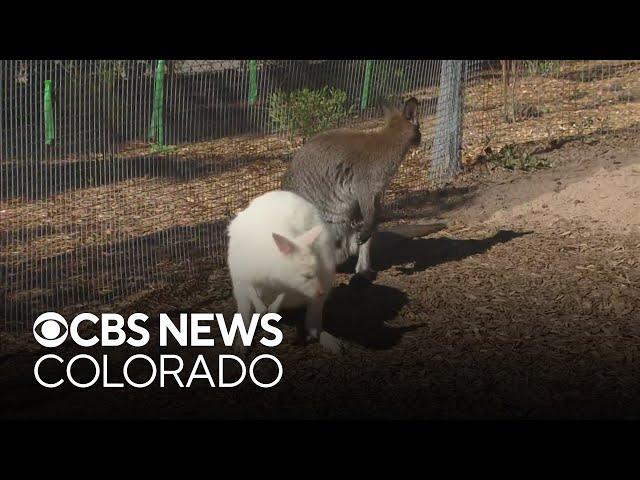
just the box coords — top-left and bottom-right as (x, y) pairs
(227, 190), (343, 355)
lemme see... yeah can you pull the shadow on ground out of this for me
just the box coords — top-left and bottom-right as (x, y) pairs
(275, 282), (410, 350)
(373, 229), (531, 274)
(324, 283), (411, 349)
(329, 229), (530, 349)
(339, 229), (530, 277)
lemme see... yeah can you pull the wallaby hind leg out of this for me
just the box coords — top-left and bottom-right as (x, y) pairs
(355, 231), (376, 280)
(354, 192), (380, 279)
(348, 230), (360, 257)
(248, 287), (285, 315)
(247, 288), (291, 348)
(232, 288), (254, 358)
(304, 299), (344, 354)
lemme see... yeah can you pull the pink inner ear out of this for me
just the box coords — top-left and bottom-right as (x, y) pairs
(297, 225), (323, 246)
(272, 233), (297, 256)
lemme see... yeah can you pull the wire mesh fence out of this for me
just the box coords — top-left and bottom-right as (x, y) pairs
(1, 59), (639, 331)
(462, 60), (640, 163)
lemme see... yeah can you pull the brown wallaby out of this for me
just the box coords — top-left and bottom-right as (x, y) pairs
(282, 97), (431, 280)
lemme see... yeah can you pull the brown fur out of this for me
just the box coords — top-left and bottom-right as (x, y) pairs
(282, 97), (421, 274)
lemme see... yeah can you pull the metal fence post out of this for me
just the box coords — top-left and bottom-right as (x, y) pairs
(44, 79), (55, 145)
(360, 60), (374, 110)
(248, 60), (258, 105)
(429, 60), (466, 185)
(148, 60), (166, 147)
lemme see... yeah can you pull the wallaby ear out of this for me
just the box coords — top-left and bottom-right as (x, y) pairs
(272, 233), (297, 256)
(297, 225), (323, 246)
(403, 97), (419, 124)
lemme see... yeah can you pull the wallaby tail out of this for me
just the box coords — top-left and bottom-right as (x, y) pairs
(379, 222), (447, 239)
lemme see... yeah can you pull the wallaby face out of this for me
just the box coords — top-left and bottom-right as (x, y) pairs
(271, 225), (326, 301)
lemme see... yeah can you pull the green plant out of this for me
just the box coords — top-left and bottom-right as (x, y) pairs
(268, 86), (354, 142)
(488, 144), (552, 171)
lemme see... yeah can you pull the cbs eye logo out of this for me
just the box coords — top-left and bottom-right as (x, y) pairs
(33, 312), (68, 347)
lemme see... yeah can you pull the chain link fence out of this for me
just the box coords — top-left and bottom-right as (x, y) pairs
(1, 59), (639, 331)
(463, 60), (640, 165)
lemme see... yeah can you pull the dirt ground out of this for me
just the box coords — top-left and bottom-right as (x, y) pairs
(1, 128), (639, 419)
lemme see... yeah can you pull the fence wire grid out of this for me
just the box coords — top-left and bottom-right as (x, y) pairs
(1, 59), (639, 331)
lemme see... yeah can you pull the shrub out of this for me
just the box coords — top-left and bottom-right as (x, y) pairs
(488, 144), (552, 171)
(268, 87), (354, 142)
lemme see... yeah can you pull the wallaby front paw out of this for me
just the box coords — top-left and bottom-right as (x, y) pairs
(319, 331), (346, 355)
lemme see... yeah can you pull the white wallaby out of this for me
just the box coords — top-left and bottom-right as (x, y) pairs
(227, 190), (343, 357)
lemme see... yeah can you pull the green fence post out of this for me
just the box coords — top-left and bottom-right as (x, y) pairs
(149, 60), (166, 147)
(360, 60), (374, 110)
(248, 60), (258, 105)
(44, 79), (55, 145)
